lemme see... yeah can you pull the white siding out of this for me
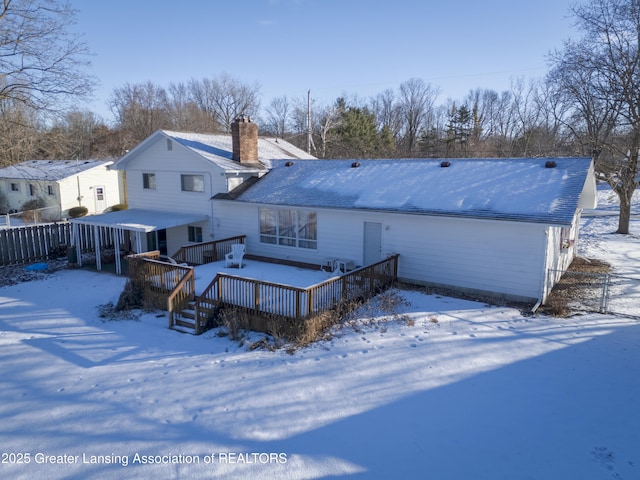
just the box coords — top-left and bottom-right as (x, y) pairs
(213, 200), (549, 301)
(125, 139), (226, 217)
(3, 179), (32, 211)
(57, 164), (121, 216)
(1, 164), (119, 220)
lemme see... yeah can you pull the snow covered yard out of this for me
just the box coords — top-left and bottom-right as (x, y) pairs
(0, 187), (639, 479)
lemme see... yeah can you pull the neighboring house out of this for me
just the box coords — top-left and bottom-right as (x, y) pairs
(211, 157), (597, 304)
(0, 159), (121, 220)
(69, 117), (315, 273)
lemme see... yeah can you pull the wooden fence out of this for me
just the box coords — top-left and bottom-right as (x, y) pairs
(0, 221), (112, 267)
(189, 254), (400, 332)
(0, 222), (72, 266)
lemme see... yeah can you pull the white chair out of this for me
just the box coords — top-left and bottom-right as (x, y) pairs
(225, 244), (246, 268)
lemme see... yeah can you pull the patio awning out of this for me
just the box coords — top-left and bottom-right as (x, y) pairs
(70, 209), (209, 275)
(69, 208), (208, 232)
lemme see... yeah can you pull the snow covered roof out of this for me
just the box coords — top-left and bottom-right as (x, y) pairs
(0, 159), (113, 181)
(112, 130), (315, 173)
(228, 158), (595, 225)
(69, 208), (208, 232)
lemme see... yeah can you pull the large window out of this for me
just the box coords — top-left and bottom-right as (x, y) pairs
(181, 174), (204, 192)
(143, 173), (156, 190)
(259, 208), (317, 249)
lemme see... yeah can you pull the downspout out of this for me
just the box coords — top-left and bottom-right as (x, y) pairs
(76, 175), (83, 206)
(208, 171), (215, 240)
(532, 227), (551, 314)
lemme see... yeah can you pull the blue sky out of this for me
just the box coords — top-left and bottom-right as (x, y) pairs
(69, 0), (578, 123)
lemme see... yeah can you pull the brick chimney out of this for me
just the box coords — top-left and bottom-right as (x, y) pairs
(231, 115), (258, 163)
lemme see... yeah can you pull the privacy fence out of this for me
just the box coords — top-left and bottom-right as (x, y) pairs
(547, 268), (640, 318)
(0, 222), (101, 267)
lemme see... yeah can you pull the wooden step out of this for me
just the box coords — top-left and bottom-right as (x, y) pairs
(175, 317), (196, 329)
(180, 308), (196, 320)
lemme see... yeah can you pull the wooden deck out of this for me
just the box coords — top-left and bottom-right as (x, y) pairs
(128, 237), (399, 335)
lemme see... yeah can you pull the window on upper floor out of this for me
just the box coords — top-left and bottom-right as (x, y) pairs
(259, 208), (317, 249)
(10, 183), (19, 192)
(29, 184), (36, 196)
(181, 174), (204, 192)
(143, 173), (156, 190)
(47, 185), (55, 196)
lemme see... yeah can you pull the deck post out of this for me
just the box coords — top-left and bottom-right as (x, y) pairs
(254, 281), (260, 315)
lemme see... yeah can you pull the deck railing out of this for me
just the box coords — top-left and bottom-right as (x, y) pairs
(126, 251), (195, 321)
(191, 254), (399, 329)
(172, 235), (246, 265)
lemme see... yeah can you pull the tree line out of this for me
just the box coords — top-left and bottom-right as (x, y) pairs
(1, 0), (638, 233)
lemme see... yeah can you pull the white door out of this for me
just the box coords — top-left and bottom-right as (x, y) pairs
(363, 221), (382, 265)
(94, 186), (106, 212)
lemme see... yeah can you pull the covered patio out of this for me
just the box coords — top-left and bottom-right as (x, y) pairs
(69, 208), (208, 275)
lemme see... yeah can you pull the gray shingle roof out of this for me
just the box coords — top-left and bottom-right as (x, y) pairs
(0, 159), (113, 181)
(230, 158), (594, 225)
(162, 131), (315, 172)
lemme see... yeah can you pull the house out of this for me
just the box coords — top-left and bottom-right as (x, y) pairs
(70, 117), (597, 305)
(0, 159), (121, 221)
(211, 157), (597, 304)
(69, 117), (315, 273)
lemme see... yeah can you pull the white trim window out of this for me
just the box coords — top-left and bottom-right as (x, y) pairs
(143, 173), (156, 190)
(181, 174), (204, 192)
(259, 208), (317, 249)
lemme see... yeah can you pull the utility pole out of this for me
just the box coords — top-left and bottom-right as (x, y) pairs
(307, 89), (312, 154)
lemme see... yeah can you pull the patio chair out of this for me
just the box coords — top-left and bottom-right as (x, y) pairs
(225, 243), (246, 268)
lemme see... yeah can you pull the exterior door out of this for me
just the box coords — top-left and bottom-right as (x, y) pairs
(93, 185), (106, 212)
(363, 221), (382, 265)
(146, 229), (167, 255)
(157, 229), (168, 255)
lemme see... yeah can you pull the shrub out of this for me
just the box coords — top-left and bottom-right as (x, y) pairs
(0, 192), (9, 214)
(20, 198), (46, 222)
(109, 203), (128, 212)
(68, 206), (88, 218)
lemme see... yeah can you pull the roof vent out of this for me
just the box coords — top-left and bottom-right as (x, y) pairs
(285, 161), (294, 167)
(440, 161), (451, 168)
(545, 160), (557, 168)
(351, 162), (361, 168)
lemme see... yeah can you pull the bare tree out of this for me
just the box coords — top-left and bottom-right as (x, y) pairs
(548, 0), (640, 233)
(0, 98), (39, 166)
(261, 96), (290, 138)
(0, 0), (94, 111)
(397, 78), (439, 156)
(370, 89), (403, 147)
(166, 82), (213, 133)
(108, 81), (171, 149)
(189, 73), (260, 133)
(312, 101), (343, 159)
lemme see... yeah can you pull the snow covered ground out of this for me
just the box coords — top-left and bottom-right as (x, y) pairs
(0, 186), (639, 480)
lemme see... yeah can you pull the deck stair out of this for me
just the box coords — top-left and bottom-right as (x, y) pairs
(172, 299), (219, 334)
